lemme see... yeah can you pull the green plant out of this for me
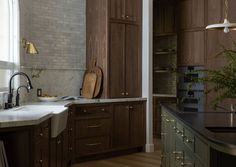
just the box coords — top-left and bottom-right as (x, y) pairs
(195, 45), (236, 108)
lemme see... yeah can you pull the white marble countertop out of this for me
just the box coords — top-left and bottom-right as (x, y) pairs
(0, 97), (146, 128)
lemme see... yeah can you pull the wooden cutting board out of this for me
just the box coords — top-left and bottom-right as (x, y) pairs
(81, 71), (97, 98)
(91, 60), (103, 97)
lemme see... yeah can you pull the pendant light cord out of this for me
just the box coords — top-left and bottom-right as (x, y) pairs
(225, 0), (228, 19)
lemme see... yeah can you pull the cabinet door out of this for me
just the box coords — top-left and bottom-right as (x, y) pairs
(109, 23), (126, 98)
(110, 0), (125, 20)
(125, 0), (141, 22)
(112, 103), (130, 148)
(130, 102), (145, 146)
(178, 31), (205, 66)
(125, 24), (141, 97)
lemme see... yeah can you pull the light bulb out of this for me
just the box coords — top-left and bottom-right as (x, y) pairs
(224, 27), (230, 33)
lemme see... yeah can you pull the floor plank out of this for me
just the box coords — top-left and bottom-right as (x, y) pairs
(71, 140), (161, 167)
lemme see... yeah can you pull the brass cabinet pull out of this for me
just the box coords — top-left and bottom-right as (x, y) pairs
(39, 160), (43, 163)
(129, 106), (133, 109)
(87, 124), (102, 128)
(121, 92), (125, 95)
(121, 14), (125, 19)
(173, 151), (183, 154)
(57, 140), (61, 145)
(176, 156), (183, 160)
(126, 92), (129, 96)
(39, 133), (43, 137)
(185, 138), (194, 143)
(126, 15), (130, 19)
(83, 109), (87, 113)
(86, 143), (101, 146)
(101, 108), (105, 111)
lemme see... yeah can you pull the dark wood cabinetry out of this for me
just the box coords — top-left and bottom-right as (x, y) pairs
(178, 30), (205, 66)
(67, 101), (146, 163)
(33, 120), (50, 167)
(113, 102), (145, 148)
(109, 23), (141, 98)
(178, 0), (205, 30)
(110, 0), (141, 23)
(50, 133), (63, 167)
(86, 0), (142, 98)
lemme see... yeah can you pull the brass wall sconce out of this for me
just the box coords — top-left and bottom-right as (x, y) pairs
(22, 38), (39, 55)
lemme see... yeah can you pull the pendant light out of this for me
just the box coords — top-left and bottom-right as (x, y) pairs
(206, 0), (236, 33)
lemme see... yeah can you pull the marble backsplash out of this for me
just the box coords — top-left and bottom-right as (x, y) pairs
(20, 68), (85, 102)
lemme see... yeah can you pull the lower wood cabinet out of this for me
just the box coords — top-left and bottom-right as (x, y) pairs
(32, 119), (50, 167)
(66, 101), (146, 163)
(50, 133), (63, 167)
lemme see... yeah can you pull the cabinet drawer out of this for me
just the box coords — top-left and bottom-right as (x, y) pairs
(76, 137), (110, 155)
(76, 118), (111, 139)
(74, 105), (111, 118)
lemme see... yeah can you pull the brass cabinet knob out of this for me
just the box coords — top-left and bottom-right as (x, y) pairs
(57, 140), (61, 145)
(39, 160), (43, 163)
(83, 109), (87, 113)
(121, 14), (125, 19)
(39, 133), (43, 137)
(121, 92), (125, 95)
(101, 108), (105, 111)
(129, 106), (133, 109)
(126, 92), (129, 96)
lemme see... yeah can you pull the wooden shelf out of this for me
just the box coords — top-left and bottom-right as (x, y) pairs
(154, 70), (174, 73)
(153, 33), (177, 37)
(154, 51), (176, 55)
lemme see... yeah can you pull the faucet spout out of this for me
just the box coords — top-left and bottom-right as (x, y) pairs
(5, 72), (33, 109)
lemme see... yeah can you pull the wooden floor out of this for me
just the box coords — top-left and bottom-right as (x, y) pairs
(71, 139), (161, 167)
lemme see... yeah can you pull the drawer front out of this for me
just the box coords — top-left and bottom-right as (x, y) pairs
(74, 105), (111, 118)
(76, 118), (111, 139)
(183, 128), (195, 151)
(76, 137), (110, 155)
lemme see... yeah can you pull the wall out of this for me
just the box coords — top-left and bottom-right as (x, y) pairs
(19, 0), (86, 102)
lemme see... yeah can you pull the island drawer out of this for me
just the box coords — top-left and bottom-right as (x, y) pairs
(75, 118), (111, 139)
(76, 136), (110, 155)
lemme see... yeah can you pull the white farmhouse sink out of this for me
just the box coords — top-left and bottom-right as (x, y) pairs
(12, 105), (68, 138)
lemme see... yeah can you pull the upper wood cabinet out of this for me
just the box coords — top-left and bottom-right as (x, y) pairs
(109, 23), (141, 98)
(153, 2), (176, 34)
(178, 31), (205, 66)
(110, 0), (141, 23)
(86, 0), (142, 98)
(178, 0), (205, 30)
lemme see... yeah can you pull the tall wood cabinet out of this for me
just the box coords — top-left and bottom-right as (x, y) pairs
(177, 0), (206, 66)
(86, 0), (142, 98)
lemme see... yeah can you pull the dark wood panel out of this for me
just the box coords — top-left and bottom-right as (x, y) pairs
(76, 119), (111, 139)
(125, 0), (141, 22)
(76, 137), (110, 156)
(110, 0), (125, 20)
(125, 24), (141, 97)
(112, 103), (130, 148)
(178, 30), (205, 66)
(86, 0), (109, 98)
(109, 23), (126, 98)
(130, 102), (146, 146)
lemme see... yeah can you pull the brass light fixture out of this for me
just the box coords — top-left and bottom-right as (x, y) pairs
(22, 38), (39, 54)
(206, 0), (236, 33)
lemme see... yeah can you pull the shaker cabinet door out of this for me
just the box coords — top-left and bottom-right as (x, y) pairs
(109, 23), (126, 98)
(125, 24), (141, 97)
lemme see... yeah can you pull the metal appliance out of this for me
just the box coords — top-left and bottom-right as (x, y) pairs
(177, 66), (205, 112)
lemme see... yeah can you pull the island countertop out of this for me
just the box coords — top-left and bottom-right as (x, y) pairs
(162, 103), (236, 156)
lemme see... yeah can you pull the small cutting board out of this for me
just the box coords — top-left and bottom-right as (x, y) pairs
(91, 59), (103, 97)
(81, 72), (97, 98)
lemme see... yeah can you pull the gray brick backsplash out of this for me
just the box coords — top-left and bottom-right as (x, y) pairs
(19, 0), (86, 101)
